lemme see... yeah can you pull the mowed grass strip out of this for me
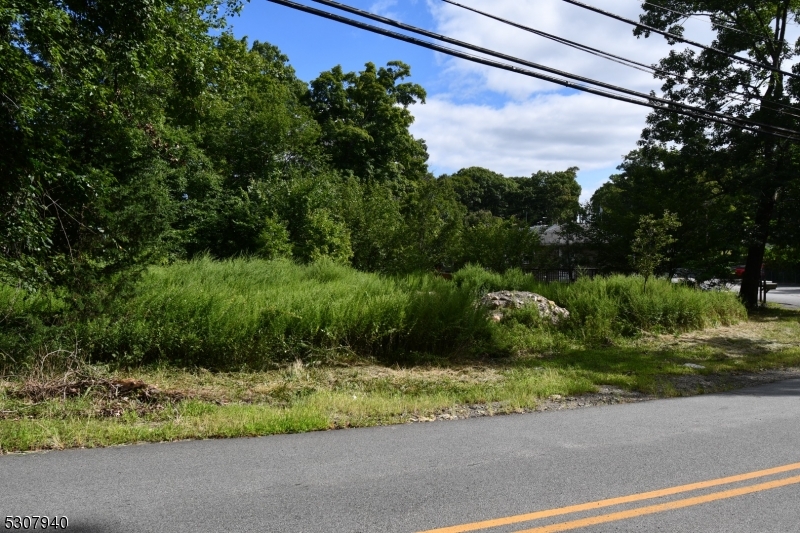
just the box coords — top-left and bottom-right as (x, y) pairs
(0, 365), (596, 452)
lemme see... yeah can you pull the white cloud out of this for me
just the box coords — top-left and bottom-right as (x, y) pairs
(427, 0), (715, 99)
(408, 0), (718, 193)
(410, 92), (646, 176)
(370, 0), (399, 17)
(370, 0), (421, 20)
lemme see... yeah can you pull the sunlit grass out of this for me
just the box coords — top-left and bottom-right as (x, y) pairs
(0, 258), (781, 453)
(71, 259), (746, 369)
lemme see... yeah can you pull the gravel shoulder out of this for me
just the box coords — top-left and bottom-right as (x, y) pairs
(410, 368), (800, 423)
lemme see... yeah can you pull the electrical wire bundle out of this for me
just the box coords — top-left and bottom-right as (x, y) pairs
(264, 0), (800, 141)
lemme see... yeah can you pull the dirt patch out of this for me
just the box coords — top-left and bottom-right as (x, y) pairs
(3, 376), (188, 420)
(667, 367), (800, 394)
(654, 318), (800, 357)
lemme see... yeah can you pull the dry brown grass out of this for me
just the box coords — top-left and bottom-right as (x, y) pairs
(652, 307), (800, 357)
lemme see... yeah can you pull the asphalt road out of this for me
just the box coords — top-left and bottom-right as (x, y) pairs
(766, 284), (800, 309)
(3, 379), (800, 533)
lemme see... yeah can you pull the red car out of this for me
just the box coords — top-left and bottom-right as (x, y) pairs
(733, 264), (765, 278)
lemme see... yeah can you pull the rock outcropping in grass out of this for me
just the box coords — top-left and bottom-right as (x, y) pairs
(479, 291), (570, 324)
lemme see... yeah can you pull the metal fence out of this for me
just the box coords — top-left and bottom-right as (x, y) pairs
(764, 270), (800, 284)
(523, 268), (600, 283)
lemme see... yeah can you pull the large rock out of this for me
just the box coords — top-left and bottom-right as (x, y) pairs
(479, 291), (570, 324)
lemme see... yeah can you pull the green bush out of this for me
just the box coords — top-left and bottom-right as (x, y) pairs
(0, 284), (69, 373)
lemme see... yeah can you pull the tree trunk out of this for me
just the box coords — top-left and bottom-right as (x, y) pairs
(739, 188), (777, 309)
(737, 2), (788, 311)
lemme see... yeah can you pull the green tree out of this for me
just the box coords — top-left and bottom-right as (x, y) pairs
(1, 0), (243, 292)
(630, 211), (682, 286)
(339, 179), (408, 273)
(400, 179), (465, 271)
(532, 167), (582, 225)
(182, 189), (273, 259)
(255, 215), (293, 260)
(306, 61), (429, 182)
(199, 36), (321, 187)
(174, 36), (324, 261)
(441, 166), (582, 225)
(256, 169), (354, 265)
(765, 176), (800, 268)
(443, 167), (518, 217)
(293, 208), (353, 264)
(457, 211), (541, 272)
(589, 148), (743, 276)
(636, 0), (800, 308)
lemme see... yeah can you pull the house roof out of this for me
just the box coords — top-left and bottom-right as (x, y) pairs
(531, 224), (589, 245)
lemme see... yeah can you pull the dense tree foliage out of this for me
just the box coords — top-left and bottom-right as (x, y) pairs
(634, 0), (800, 307)
(1, 0), (253, 292)
(589, 148), (743, 276)
(441, 166), (581, 225)
(306, 61), (429, 183)
(1, 0), (587, 301)
(629, 210), (681, 287)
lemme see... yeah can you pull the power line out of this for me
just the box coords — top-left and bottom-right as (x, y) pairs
(303, 0), (800, 137)
(304, 0), (800, 137)
(561, 0), (800, 80)
(442, 0), (657, 75)
(441, 0), (800, 119)
(265, 0), (800, 140)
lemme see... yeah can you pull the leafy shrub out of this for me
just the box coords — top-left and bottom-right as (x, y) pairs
(0, 284), (70, 373)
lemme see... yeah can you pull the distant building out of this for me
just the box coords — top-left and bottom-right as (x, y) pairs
(530, 223), (595, 270)
(530, 224), (589, 245)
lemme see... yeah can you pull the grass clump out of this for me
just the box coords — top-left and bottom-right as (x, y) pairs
(453, 265), (746, 341)
(86, 259), (744, 368)
(0, 284), (70, 373)
(79, 258), (489, 369)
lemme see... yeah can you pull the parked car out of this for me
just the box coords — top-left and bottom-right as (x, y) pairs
(732, 264), (765, 278)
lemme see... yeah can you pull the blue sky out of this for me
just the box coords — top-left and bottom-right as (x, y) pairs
(230, 1), (440, 91)
(227, 0), (712, 200)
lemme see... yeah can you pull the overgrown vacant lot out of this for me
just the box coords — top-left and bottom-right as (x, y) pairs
(2, 259), (798, 453)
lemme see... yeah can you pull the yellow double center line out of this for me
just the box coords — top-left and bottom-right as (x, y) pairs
(418, 461), (800, 533)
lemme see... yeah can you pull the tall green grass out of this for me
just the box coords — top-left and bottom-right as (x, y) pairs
(2, 259), (746, 371)
(80, 258), (491, 368)
(452, 264), (746, 340)
(0, 284), (68, 372)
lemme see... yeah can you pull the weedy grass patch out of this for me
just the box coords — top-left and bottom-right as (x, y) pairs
(453, 265), (746, 340)
(3, 305), (799, 453)
(77, 258), (491, 369)
(1, 258), (787, 453)
(75, 259), (746, 369)
(2, 259), (747, 372)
